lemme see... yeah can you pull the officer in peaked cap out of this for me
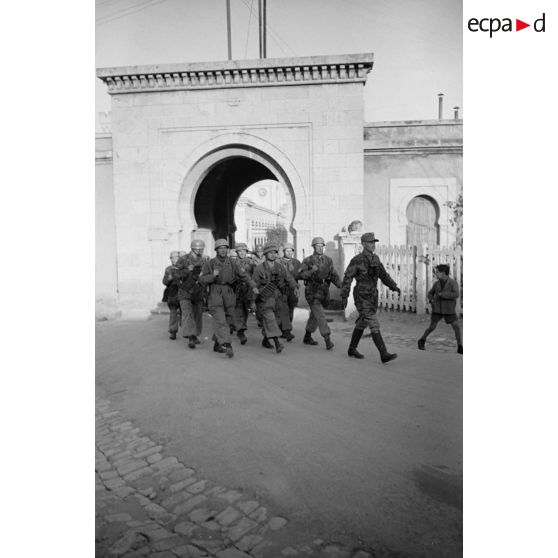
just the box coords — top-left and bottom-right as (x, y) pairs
(252, 242), (298, 353)
(199, 238), (258, 358)
(162, 250), (182, 340)
(298, 236), (342, 350)
(174, 239), (208, 349)
(340, 232), (401, 363)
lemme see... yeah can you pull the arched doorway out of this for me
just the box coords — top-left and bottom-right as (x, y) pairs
(184, 144), (298, 251)
(406, 195), (440, 246)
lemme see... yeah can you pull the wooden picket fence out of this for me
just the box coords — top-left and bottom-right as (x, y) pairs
(376, 244), (463, 315)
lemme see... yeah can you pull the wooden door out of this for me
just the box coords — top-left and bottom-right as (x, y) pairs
(406, 195), (439, 246)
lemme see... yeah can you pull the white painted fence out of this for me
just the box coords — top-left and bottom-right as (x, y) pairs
(376, 244), (463, 315)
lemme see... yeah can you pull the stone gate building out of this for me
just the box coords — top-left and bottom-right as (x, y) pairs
(96, 53), (462, 318)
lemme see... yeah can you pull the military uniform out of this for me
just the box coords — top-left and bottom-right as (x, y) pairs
(162, 252), (181, 339)
(299, 238), (342, 348)
(199, 241), (256, 354)
(253, 259), (297, 343)
(341, 232), (400, 363)
(175, 251), (209, 347)
(252, 243), (297, 352)
(280, 245), (301, 324)
(233, 245), (257, 344)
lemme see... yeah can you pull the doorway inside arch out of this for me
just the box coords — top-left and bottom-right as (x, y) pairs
(406, 195), (440, 246)
(193, 153), (295, 252)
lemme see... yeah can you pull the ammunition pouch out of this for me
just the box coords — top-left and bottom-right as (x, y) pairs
(257, 282), (278, 303)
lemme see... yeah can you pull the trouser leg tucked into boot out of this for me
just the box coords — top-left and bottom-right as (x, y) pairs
(348, 328), (365, 359)
(324, 334), (334, 350)
(303, 331), (318, 345)
(272, 337), (284, 353)
(371, 330), (397, 363)
(237, 329), (247, 345)
(262, 336), (273, 349)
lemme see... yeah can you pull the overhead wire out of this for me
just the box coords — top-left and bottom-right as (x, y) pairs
(96, 0), (168, 26)
(239, 0), (297, 57)
(244, 0), (255, 59)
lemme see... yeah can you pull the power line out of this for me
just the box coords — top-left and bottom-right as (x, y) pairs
(96, 0), (129, 8)
(96, 0), (167, 26)
(239, 0), (297, 57)
(244, 0), (255, 58)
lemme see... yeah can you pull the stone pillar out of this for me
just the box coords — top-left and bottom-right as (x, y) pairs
(338, 233), (362, 320)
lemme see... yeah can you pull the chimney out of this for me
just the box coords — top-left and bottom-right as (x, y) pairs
(438, 93), (444, 120)
(453, 106), (460, 120)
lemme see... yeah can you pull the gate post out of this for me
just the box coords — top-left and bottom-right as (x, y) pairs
(416, 243), (426, 315)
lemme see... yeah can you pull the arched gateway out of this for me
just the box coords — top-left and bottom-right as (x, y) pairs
(97, 54), (373, 316)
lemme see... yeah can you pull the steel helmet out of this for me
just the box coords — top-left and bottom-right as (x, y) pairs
(311, 236), (325, 246)
(263, 242), (279, 255)
(235, 243), (248, 251)
(282, 242), (294, 251)
(214, 238), (229, 249)
(191, 239), (205, 249)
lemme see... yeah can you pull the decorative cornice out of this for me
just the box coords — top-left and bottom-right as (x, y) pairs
(97, 54), (374, 94)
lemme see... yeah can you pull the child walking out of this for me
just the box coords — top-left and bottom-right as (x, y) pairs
(418, 264), (463, 354)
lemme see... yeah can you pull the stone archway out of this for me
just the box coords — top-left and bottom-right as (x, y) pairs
(177, 133), (310, 253)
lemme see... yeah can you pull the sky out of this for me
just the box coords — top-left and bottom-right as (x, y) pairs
(95, 0), (463, 124)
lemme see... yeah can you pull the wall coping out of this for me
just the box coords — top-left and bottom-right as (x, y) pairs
(96, 53), (374, 94)
(364, 119), (462, 128)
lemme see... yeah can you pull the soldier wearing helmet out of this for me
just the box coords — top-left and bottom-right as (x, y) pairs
(199, 238), (258, 358)
(340, 232), (401, 364)
(298, 236), (342, 349)
(252, 242), (298, 353)
(279, 242), (302, 334)
(232, 242), (257, 345)
(252, 244), (265, 265)
(162, 250), (182, 340)
(173, 239), (209, 349)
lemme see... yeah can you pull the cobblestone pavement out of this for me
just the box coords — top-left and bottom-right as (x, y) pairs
(96, 398), (400, 558)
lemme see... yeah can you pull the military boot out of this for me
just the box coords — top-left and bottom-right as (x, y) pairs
(262, 337), (273, 349)
(188, 335), (196, 349)
(371, 331), (397, 364)
(417, 338), (426, 350)
(272, 337), (284, 353)
(223, 343), (234, 358)
(348, 328), (365, 359)
(283, 330), (295, 342)
(169, 332), (177, 340)
(324, 334), (334, 350)
(237, 330), (247, 345)
(213, 340), (225, 353)
(303, 331), (318, 346)
(457, 344), (463, 354)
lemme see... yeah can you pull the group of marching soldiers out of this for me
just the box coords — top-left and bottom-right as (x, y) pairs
(163, 232), (405, 363)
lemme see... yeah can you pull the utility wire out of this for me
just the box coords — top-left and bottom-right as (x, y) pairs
(96, 0), (167, 26)
(244, 0), (255, 59)
(96, 0), (129, 8)
(239, 0), (297, 57)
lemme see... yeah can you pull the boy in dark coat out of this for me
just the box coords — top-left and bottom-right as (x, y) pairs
(418, 264), (463, 354)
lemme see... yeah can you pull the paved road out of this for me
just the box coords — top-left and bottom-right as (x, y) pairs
(96, 313), (462, 558)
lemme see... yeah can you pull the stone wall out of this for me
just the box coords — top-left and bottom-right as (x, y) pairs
(95, 134), (119, 320)
(97, 55), (372, 316)
(363, 120), (463, 246)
